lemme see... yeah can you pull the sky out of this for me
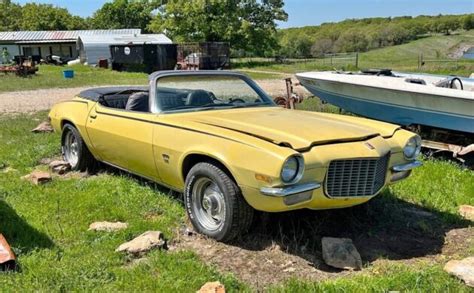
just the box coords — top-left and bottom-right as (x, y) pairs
(15, 0), (474, 28)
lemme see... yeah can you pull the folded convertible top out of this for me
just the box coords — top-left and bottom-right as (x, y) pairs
(77, 86), (148, 101)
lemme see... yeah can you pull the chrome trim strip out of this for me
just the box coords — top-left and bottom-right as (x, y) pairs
(392, 160), (423, 172)
(260, 182), (321, 197)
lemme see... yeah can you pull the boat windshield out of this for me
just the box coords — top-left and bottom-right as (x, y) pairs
(155, 74), (275, 113)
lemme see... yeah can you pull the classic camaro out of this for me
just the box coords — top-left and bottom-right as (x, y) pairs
(49, 71), (422, 241)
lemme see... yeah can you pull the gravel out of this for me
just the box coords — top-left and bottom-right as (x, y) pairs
(0, 79), (310, 114)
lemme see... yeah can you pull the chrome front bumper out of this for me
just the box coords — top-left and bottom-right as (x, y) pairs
(260, 160), (422, 198)
(260, 182), (321, 197)
(391, 160), (423, 172)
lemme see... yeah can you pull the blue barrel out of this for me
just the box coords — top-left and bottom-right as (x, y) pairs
(63, 69), (74, 78)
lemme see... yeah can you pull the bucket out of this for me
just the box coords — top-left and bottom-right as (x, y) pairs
(63, 70), (74, 79)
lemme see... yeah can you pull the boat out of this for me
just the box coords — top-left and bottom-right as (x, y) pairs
(296, 70), (473, 133)
(296, 70), (474, 159)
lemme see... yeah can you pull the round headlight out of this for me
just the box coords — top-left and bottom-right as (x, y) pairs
(403, 135), (422, 159)
(281, 155), (304, 184)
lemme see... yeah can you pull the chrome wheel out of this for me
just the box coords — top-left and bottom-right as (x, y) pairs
(63, 130), (79, 167)
(191, 177), (225, 231)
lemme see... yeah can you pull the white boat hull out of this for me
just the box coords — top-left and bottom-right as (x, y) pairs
(297, 72), (474, 134)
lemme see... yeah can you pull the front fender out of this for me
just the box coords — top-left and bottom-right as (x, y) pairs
(48, 98), (95, 150)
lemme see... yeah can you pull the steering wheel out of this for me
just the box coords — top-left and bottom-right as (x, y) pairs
(449, 77), (463, 90)
(229, 98), (246, 104)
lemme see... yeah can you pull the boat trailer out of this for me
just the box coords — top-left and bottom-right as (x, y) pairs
(0, 234), (16, 271)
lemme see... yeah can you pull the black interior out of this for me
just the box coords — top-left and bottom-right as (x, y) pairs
(98, 87), (217, 112)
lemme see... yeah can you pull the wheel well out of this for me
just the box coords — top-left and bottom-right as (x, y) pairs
(61, 119), (75, 129)
(182, 154), (236, 183)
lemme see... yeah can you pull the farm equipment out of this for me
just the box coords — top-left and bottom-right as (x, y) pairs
(0, 234), (16, 271)
(176, 42), (230, 70)
(0, 56), (38, 77)
(273, 78), (304, 109)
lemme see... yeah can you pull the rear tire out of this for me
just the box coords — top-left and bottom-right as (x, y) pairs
(184, 162), (254, 242)
(61, 124), (97, 172)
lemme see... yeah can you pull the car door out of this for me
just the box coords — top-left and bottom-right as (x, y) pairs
(85, 103), (159, 181)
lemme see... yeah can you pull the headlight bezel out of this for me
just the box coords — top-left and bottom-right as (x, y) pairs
(280, 155), (305, 185)
(403, 135), (422, 160)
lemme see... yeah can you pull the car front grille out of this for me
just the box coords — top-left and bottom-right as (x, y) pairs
(325, 154), (389, 197)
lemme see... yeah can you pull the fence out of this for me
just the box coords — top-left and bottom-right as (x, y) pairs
(231, 52), (359, 68)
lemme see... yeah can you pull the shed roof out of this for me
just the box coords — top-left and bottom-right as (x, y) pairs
(0, 29), (141, 42)
(78, 34), (172, 45)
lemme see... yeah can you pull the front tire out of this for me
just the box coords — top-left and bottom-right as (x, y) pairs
(61, 124), (96, 172)
(184, 162), (254, 242)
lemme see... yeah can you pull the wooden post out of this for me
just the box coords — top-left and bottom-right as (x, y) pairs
(355, 52), (359, 68)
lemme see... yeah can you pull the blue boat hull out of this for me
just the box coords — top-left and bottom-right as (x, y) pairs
(304, 85), (474, 134)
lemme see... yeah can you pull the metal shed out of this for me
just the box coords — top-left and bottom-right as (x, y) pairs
(77, 34), (172, 66)
(0, 29), (141, 62)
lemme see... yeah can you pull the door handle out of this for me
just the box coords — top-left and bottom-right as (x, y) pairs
(90, 114), (97, 119)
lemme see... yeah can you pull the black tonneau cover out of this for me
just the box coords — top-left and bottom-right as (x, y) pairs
(77, 86), (148, 101)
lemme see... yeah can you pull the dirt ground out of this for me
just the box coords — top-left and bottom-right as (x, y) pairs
(0, 79), (310, 113)
(170, 200), (473, 290)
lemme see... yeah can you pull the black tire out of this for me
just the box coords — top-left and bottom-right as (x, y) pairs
(184, 162), (254, 242)
(61, 124), (97, 172)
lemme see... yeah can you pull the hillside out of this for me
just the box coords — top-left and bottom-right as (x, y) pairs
(359, 30), (474, 72)
(235, 30), (474, 76)
(276, 14), (474, 58)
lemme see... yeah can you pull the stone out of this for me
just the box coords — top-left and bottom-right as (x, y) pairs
(88, 221), (128, 232)
(22, 171), (52, 185)
(31, 121), (53, 133)
(116, 231), (166, 255)
(49, 160), (71, 175)
(459, 205), (474, 221)
(197, 281), (225, 293)
(1, 167), (17, 174)
(321, 237), (362, 270)
(39, 158), (54, 165)
(444, 257), (474, 287)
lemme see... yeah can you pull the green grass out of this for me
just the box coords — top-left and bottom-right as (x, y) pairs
(0, 112), (472, 291)
(0, 65), (281, 93)
(234, 30), (474, 76)
(0, 65), (148, 93)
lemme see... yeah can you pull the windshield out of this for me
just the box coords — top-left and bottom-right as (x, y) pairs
(155, 75), (274, 113)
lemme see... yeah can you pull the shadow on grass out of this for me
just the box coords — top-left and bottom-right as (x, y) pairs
(98, 166), (472, 272)
(228, 190), (471, 271)
(0, 199), (54, 254)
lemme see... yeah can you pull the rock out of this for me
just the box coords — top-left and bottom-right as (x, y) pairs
(321, 237), (362, 270)
(31, 121), (53, 133)
(39, 158), (54, 165)
(459, 205), (474, 221)
(22, 171), (52, 185)
(283, 267), (296, 273)
(116, 231), (166, 255)
(49, 160), (71, 175)
(1, 167), (17, 174)
(88, 221), (128, 232)
(197, 281), (225, 293)
(444, 257), (474, 287)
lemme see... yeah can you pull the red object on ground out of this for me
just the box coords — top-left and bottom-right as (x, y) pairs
(0, 234), (16, 270)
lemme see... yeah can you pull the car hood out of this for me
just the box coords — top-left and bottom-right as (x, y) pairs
(177, 107), (399, 150)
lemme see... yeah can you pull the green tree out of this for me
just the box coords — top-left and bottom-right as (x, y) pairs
(311, 38), (333, 57)
(19, 3), (87, 30)
(149, 0), (287, 55)
(0, 0), (22, 31)
(463, 14), (474, 30)
(90, 0), (159, 32)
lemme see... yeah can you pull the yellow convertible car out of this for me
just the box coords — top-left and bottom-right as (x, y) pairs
(49, 71), (422, 241)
